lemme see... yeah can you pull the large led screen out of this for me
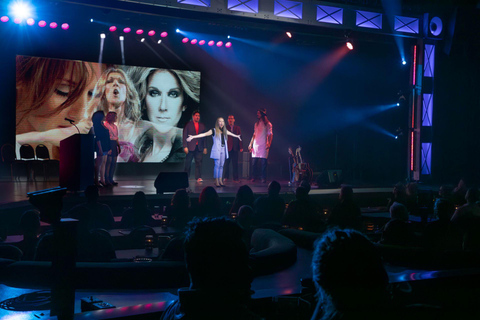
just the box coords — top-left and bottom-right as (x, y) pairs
(16, 55), (201, 163)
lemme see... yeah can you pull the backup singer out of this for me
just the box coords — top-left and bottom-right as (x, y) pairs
(248, 109), (273, 183)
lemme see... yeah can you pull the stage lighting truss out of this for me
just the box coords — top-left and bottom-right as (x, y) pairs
(0, 13), (69, 30)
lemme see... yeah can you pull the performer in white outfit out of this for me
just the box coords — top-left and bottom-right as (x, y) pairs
(248, 109), (273, 183)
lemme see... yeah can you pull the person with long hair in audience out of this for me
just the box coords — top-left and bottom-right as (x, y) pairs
(125, 67), (200, 163)
(120, 191), (155, 228)
(230, 185), (255, 214)
(186, 117), (241, 187)
(15, 56), (104, 159)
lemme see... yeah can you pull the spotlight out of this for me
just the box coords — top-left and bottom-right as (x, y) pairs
(50, 22), (57, 28)
(216, 41), (223, 47)
(402, 60), (407, 65)
(119, 36), (124, 41)
(157, 39), (162, 44)
(225, 42), (232, 48)
(123, 27), (131, 33)
(346, 41), (353, 50)
(182, 37), (189, 43)
(11, 2), (32, 20)
(176, 29), (180, 33)
(191, 39), (197, 45)
(395, 136), (398, 140)
(199, 40), (205, 45)
(140, 38), (145, 42)
(227, 35), (231, 39)
(90, 19), (93, 22)
(13, 18), (21, 24)
(26, 18), (34, 26)
(38, 20), (46, 27)
(109, 26), (117, 32)
(1, 16), (9, 23)
(208, 40), (214, 46)
(286, 32), (292, 38)
(61, 23), (69, 30)
(148, 30), (155, 36)
(160, 31), (168, 38)
(136, 29), (143, 35)
(396, 102), (400, 107)
(100, 33), (106, 39)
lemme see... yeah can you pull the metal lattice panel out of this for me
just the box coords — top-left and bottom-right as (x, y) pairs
(177, 0), (211, 7)
(356, 10), (382, 29)
(394, 15), (419, 34)
(274, 0), (303, 19)
(421, 143), (432, 175)
(422, 93), (433, 127)
(316, 5), (343, 25)
(424, 44), (435, 78)
(227, 0), (259, 13)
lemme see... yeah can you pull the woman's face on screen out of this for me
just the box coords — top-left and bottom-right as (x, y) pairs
(105, 72), (127, 107)
(145, 70), (185, 133)
(20, 63), (99, 133)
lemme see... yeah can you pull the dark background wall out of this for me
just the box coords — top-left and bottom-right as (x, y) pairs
(0, 2), (478, 185)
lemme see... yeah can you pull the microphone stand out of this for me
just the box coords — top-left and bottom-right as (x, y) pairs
(66, 120), (80, 135)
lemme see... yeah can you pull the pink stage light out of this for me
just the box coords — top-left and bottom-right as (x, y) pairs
(26, 18), (35, 26)
(61, 23), (69, 30)
(160, 31), (168, 38)
(208, 40), (214, 46)
(13, 18), (22, 24)
(191, 39), (197, 45)
(148, 30), (155, 36)
(225, 42), (232, 48)
(182, 37), (189, 43)
(136, 29), (143, 35)
(0, 16), (9, 23)
(216, 41), (223, 47)
(109, 26), (117, 32)
(123, 27), (131, 33)
(199, 40), (205, 45)
(38, 20), (47, 27)
(50, 22), (58, 28)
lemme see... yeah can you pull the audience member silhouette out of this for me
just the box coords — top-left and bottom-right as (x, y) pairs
(327, 185), (362, 231)
(120, 191), (155, 228)
(197, 186), (222, 217)
(380, 202), (416, 246)
(167, 189), (194, 230)
(283, 186), (322, 232)
(230, 185), (255, 215)
(451, 188), (480, 250)
(452, 178), (468, 206)
(254, 180), (285, 225)
(66, 185), (115, 230)
(311, 229), (390, 320)
(18, 209), (41, 260)
(423, 198), (462, 251)
(405, 182), (419, 216)
(434, 185), (454, 219)
(237, 205), (255, 248)
(386, 183), (407, 211)
(161, 217), (262, 320)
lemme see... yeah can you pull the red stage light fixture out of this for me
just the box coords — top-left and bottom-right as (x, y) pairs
(109, 26), (117, 32)
(191, 39), (197, 44)
(182, 37), (189, 43)
(50, 22), (58, 28)
(160, 31), (168, 38)
(286, 32), (292, 38)
(208, 40), (214, 46)
(1, 16), (9, 23)
(26, 18), (35, 26)
(123, 27), (131, 33)
(346, 41), (353, 50)
(61, 23), (69, 30)
(225, 42), (232, 48)
(148, 30), (155, 36)
(216, 41), (223, 47)
(199, 40), (205, 45)
(38, 20), (46, 27)
(136, 29), (143, 35)
(13, 18), (21, 24)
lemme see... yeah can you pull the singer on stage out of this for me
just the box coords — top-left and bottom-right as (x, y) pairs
(248, 109), (273, 183)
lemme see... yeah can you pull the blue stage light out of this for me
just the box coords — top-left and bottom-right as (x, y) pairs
(10, 1), (32, 20)
(227, 35), (230, 39)
(396, 102), (400, 106)
(176, 29), (180, 33)
(395, 136), (398, 140)
(402, 60), (407, 65)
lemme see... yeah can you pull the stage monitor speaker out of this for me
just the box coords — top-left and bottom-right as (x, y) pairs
(154, 172), (189, 194)
(316, 170), (342, 188)
(424, 13), (444, 39)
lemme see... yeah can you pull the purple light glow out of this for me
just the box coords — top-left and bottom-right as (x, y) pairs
(61, 23), (69, 30)
(38, 20), (47, 27)
(0, 16), (9, 23)
(13, 18), (22, 24)
(191, 39), (197, 44)
(208, 40), (214, 46)
(216, 41), (223, 47)
(136, 29), (144, 35)
(199, 40), (205, 45)
(182, 37), (189, 43)
(26, 18), (35, 26)
(148, 30), (155, 36)
(124, 27), (131, 33)
(160, 31), (168, 38)
(50, 22), (58, 28)
(109, 26), (117, 32)
(225, 42), (232, 48)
